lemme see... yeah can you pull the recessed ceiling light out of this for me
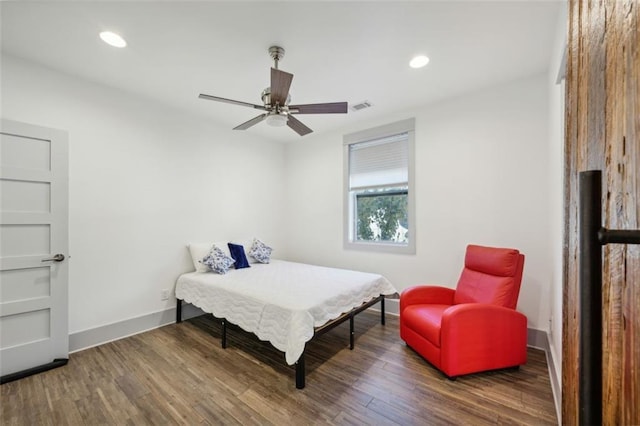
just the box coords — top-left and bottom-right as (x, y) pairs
(409, 55), (430, 69)
(99, 31), (127, 48)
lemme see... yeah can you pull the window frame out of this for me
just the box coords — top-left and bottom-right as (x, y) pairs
(343, 118), (416, 254)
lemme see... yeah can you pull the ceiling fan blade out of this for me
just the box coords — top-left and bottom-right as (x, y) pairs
(270, 68), (293, 107)
(199, 93), (267, 110)
(288, 102), (348, 114)
(233, 114), (268, 130)
(287, 115), (313, 136)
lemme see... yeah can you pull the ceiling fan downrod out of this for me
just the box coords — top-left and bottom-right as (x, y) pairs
(269, 46), (285, 70)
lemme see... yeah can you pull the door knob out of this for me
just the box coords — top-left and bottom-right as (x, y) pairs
(41, 254), (65, 262)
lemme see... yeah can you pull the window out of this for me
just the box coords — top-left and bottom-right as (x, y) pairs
(343, 118), (415, 254)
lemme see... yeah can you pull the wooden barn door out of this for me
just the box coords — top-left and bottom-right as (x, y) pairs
(564, 0), (639, 424)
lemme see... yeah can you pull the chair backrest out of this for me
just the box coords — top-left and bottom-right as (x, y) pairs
(453, 244), (525, 309)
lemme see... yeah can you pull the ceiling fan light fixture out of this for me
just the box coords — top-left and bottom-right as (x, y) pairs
(409, 55), (429, 68)
(266, 114), (288, 127)
(99, 31), (127, 48)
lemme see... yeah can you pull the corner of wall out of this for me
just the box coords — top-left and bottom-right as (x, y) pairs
(527, 328), (562, 425)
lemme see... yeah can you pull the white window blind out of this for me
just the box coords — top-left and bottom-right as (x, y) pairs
(348, 133), (409, 190)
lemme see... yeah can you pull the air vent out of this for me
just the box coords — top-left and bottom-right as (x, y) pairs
(351, 101), (373, 112)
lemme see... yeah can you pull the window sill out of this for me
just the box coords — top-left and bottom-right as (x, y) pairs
(343, 240), (415, 255)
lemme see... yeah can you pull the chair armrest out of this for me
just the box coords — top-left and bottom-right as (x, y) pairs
(441, 304), (527, 343)
(439, 304), (528, 376)
(400, 285), (455, 312)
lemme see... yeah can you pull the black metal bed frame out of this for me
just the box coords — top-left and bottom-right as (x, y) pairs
(176, 295), (386, 389)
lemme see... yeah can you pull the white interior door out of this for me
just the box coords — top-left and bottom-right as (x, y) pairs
(0, 118), (69, 380)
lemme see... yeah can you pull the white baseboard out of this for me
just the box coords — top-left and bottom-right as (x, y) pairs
(69, 309), (174, 353)
(384, 298), (400, 315)
(69, 298), (395, 353)
(547, 346), (562, 425)
(68, 303), (204, 353)
(527, 327), (548, 350)
(524, 328), (562, 425)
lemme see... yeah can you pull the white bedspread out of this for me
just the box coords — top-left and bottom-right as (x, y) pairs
(175, 259), (397, 365)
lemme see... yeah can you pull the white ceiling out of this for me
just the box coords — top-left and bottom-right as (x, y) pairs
(1, 1), (562, 143)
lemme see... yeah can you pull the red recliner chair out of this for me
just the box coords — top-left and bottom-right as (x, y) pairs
(400, 244), (526, 378)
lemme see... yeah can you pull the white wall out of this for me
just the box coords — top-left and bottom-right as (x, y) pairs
(283, 73), (552, 331)
(1, 55), (286, 335)
(547, 1), (568, 420)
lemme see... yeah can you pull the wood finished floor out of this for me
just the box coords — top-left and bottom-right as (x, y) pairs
(1, 311), (557, 425)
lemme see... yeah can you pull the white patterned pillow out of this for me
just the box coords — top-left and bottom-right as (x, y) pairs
(202, 245), (235, 274)
(249, 238), (272, 264)
(188, 242), (232, 272)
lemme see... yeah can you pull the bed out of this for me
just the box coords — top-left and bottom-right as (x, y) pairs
(175, 258), (397, 389)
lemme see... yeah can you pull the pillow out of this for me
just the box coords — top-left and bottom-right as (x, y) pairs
(227, 243), (250, 269)
(235, 239), (259, 264)
(188, 242), (213, 273)
(249, 238), (273, 264)
(201, 245), (235, 274)
(188, 242), (231, 272)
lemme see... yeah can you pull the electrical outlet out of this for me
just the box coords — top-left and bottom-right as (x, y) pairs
(161, 289), (170, 300)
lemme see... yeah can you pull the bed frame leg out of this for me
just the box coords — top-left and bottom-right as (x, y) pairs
(349, 316), (355, 350)
(380, 296), (386, 326)
(295, 354), (305, 389)
(221, 319), (227, 349)
(176, 299), (182, 323)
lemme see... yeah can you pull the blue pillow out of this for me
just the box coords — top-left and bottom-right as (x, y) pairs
(228, 243), (250, 269)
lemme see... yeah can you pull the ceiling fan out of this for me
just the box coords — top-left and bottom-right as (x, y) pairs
(199, 46), (348, 136)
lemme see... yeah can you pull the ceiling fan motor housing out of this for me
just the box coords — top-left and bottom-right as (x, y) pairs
(268, 46), (285, 68)
(261, 87), (291, 109)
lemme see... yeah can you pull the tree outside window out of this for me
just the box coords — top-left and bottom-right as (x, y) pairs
(355, 188), (408, 242)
